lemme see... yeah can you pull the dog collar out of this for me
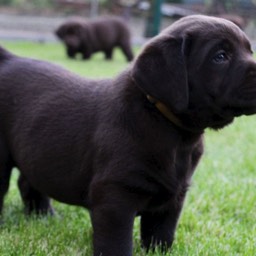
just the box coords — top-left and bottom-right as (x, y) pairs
(146, 95), (201, 133)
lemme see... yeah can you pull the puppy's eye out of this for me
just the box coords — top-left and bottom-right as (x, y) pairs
(212, 51), (229, 64)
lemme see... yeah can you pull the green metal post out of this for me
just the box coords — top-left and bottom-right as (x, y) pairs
(145, 0), (163, 38)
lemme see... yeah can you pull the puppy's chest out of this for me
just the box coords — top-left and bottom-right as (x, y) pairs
(142, 144), (201, 212)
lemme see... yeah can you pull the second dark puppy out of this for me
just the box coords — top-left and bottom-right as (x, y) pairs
(1, 15), (256, 256)
(55, 16), (134, 61)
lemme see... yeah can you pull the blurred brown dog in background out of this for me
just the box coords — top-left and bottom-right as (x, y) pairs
(55, 16), (134, 61)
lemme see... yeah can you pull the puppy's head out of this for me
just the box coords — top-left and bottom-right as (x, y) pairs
(132, 15), (256, 130)
(55, 20), (86, 48)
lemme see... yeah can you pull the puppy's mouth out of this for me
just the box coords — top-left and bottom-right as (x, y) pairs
(230, 74), (256, 115)
(224, 105), (256, 117)
(226, 93), (256, 117)
(181, 102), (255, 131)
(207, 95), (256, 129)
(215, 81), (256, 118)
(206, 112), (234, 130)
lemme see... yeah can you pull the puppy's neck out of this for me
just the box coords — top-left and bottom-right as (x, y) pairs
(146, 95), (201, 133)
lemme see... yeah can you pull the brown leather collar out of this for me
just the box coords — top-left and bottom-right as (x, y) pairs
(146, 95), (201, 133)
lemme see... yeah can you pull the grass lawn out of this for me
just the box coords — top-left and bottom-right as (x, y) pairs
(0, 41), (255, 256)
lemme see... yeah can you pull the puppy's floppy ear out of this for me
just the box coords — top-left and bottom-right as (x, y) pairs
(73, 23), (84, 35)
(132, 36), (188, 113)
(75, 23), (92, 43)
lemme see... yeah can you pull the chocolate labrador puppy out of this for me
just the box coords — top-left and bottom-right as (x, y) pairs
(0, 15), (256, 256)
(55, 16), (134, 62)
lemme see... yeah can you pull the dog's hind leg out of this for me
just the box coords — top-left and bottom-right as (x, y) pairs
(18, 174), (54, 215)
(0, 138), (13, 216)
(0, 160), (12, 216)
(67, 46), (77, 59)
(119, 40), (134, 62)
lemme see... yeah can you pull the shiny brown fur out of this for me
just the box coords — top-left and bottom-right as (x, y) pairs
(55, 16), (134, 62)
(1, 15), (256, 256)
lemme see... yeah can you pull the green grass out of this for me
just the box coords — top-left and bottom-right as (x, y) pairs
(0, 41), (256, 255)
(0, 41), (131, 78)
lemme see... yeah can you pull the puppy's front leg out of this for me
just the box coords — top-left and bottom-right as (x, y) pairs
(67, 47), (76, 59)
(140, 199), (185, 252)
(91, 206), (135, 256)
(81, 47), (91, 60)
(90, 184), (138, 256)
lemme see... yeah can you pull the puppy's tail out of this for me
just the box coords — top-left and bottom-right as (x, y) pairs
(0, 45), (14, 61)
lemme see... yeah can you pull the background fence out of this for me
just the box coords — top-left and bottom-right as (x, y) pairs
(0, 0), (256, 44)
